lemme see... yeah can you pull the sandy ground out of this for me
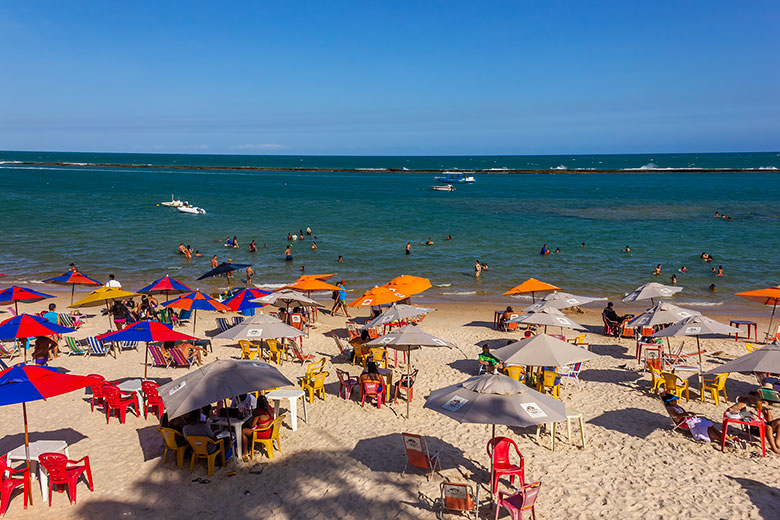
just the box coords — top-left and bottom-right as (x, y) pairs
(1, 294), (779, 520)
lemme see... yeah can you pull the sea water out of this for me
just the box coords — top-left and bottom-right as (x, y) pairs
(0, 151), (778, 311)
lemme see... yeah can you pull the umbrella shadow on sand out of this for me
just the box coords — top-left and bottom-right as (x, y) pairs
(727, 476), (780, 518)
(590, 341), (634, 360)
(0, 427), (88, 454)
(464, 320), (496, 329)
(580, 368), (641, 387)
(587, 408), (669, 439)
(137, 425), (164, 462)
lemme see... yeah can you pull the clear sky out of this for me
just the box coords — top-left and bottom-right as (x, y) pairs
(1, 1), (778, 155)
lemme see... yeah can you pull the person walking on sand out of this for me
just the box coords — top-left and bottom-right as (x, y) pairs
(331, 280), (350, 317)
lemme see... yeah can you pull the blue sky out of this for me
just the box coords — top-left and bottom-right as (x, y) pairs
(1, 1), (778, 155)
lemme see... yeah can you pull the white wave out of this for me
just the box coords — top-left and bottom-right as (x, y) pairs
(676, 301), (724, 307)
(487, 167), (508, 171)
(0, 160), (22, 164)
(509, 294), (533, 301)
(355, 168), (386, 171)
(435, 283), (452, 287)
(253, 283), (286, 289)
(553, 165), (566, 170)
(442, 290), (476, 295)
(18, 279), (46, 284)
(758, 166), (778, 170)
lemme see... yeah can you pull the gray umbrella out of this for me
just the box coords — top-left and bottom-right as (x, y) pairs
(252, 289), (325, 311)
(626, 301), (701, 328)
(361, 303), (436, 331)
(366, 324), (453, 418)
(424, 373), (566, 501)
(213, 312), (303, 341)
(493, 333), (600, 367)
(652, 315), (743, 371)
(622, 282), (683, 304)
(158, 359), (294, 420)
(703, 340), (780, 375)
(507, 307), (587, 333)
(524, 292), (597, 312)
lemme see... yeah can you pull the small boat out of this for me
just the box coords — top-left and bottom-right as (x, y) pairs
(160, 194), (184, 207)
(177, 203), (206, 215)
(434, 171), (475, 184)
(431, 184), (455, 191)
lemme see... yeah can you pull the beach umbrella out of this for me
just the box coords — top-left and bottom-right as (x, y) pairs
(524, 291), (597, 312)
(137, 275), (192, 301)
(703, 340), (780, 375)
(626, 301), (701, 329)
(381, 275), (432, 300)
(283, 278), (340, 293)
(366, 324), (454, 418)
(96, 321), (200, 378)
(622, 282), (683, 304)
(361, 303), (436, 331)
(0, 364), (94, 505)
(252, 289), (324, 312)
(734, 285), (780, 340)
(503, 278), (560, 303)
(158, 359), (294, 420)
(295, 273), (337, 282)
(348, 286), (406, 307)
(0, 314), (75, 362)
(425, 373), (566, 500)
(507, 307), (586, 334)
(43, 271), (101, 304)
(223, 288), (271, 312)
(197, 262), (252, 289)
(652, 315), (742, 372)
(163, 291), (231, 332)
(0, 286), (54, 315)
(69, 286), (142, 328)
(213, 313), (303, 341)
(493, 333), (600, 367)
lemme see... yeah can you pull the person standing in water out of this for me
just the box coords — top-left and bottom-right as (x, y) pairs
(246, 266), (254, 285)
(474, 260), (482, 277)
(405, 243), (411, 255)
(284, 245), (293, 262)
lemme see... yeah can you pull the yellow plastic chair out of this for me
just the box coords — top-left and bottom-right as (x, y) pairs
(649, 366), (665, 394)
(303, 358), (326, 380)
(504, 365), (525, 382)
(745, 343), (757, 353)
(259, 386), (280, 396)
(250, 414), (286, 460)
(302, 370), (329, 403)
(701, 372), (729, 404)
(351, 342), (368, 366)
(185, 436), (225, 476)
(158, 427), (188, 468)
(369, 347), (388, 369)
(536, 370), (560, 399)
(266, 339), (289, 364)
(239, 340), (260, 360)
(661, 372), (690, 402)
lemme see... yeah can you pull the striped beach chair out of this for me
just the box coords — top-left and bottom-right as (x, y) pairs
(0, 341), (19, 361)
(216, 318), (232, 333)
(231, 317), (244, 327)
(88, 336), (112, 357)
(65, 336), (89, 356)
(169, 347), (196, 368)
(119, 341), (139, 352)
(147, 344), (170, 368)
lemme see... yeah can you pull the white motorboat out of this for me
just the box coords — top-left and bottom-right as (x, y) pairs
(431, 184), (455, 191)
(160, 194), (184, 207)
(434, 171), (475, 184)
(177, 203), (206, 215)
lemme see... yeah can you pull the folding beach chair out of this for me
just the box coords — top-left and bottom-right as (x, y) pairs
(169, 347), (197, 368)
(65, 336), (89, 356)
(147, 344), (171, 368)
(401, 432), (442, 480)
(87, 337), (112, 357)
(119, 341), (139, 352)
(58, 313), (80, 329)
(438, 481), (479, 520)
(216, 318), (231, 333)
(231, 317), (244, 327)
(0, 341), (19, 361)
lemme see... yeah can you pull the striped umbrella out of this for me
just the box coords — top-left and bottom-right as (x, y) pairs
(0, 314), (75, 362)
(137, 275), (193, 301)
(223, 288), (271, 312)
(0, 287), (55, 315)
(43, 271), (101, 304)
(163, 291), (231, 332)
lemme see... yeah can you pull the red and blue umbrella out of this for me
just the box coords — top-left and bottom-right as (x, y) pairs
(163, 291), (231, 332)
(137, 275), (192, 301)
(0, 286), (54, 315)
(43, 271), (101, 304)
(0, 314), (75, 363)
(97, 321), (200, 378)
(223, 288), (271, 312)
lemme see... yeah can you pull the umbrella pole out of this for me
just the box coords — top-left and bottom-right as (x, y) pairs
(14, 301), (18, 316)
(406, 351), (411, 419)
(767, 302), (777, 342)
(223, 398), (238, 476)
(22, 402), (32, 506)
(193, 310), (197, 333)
(71, 284), (75, 304)
(144, 342), (149, 379)
(531, 292), (535, 303)
(490, 423), (496, 503)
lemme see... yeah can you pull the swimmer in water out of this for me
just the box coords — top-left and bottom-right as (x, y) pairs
(284, 246), (293, 262)
(581, 242), (586, 248)
(337, 255), (343, 262)
(540, 244), (551, 255)
(474, 260), (482, 277)
(446, 235), (452, 240)
(425, 237), (434, 245)
(306, 227), (312, 235)
(623, 245), (631, 253)
(311, 242), (317, 251)
(679, 266), (687, 273)
(554, 247), (560, 253)
(670, 274), (677, 285)
(300, 265), (305, 272)
(716, 265), (724, 276)
(653, 264), (661, 276)
(406, 243), (411, 255)
(481, 262), (488, 270)
(709, 283), (717, 292)
(194, 250), (202, 257)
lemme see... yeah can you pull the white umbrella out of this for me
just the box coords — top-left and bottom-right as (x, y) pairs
(213, 313), (303, 341)
(507, 307), (587, 333)
(622, 282), (682, 304)
(626, 301), (701, 329)
(703, 340), (780, 375)
(652, 315), (742, 371)
(361, 303), (436, 331)
(493, 333), (600, 367)
(524, 291), (596, 312)
(252, 289), (324, 311)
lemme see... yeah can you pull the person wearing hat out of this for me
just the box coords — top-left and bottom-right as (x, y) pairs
(331, 280), (350, 318)
(727, 390), (780, 454)
(661, 392), (729, 443)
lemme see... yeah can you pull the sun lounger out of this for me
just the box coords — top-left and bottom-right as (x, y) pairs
(169, 347), (196, 368)
(147, 344), (171, 368)
(0, 341), (19, 361)
(87, 336), (113, 357)
(65, 336), (89, 356)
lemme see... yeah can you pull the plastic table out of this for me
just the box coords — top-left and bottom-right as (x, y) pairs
(265, 388), (308, 431)
(7, 440), (69, 504)
(729, 320), (757, 342)
(212, 415), (252, 459)
(117, 379), (144, 414)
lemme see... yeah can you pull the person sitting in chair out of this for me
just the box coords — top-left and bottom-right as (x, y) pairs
(499, 306), (515, 329)
(479, 345), (503, 373)
(183, 409), (222, 454)
(241, 395), (275, 461)
(662, 392), (732, 443)
(360, 361), (384, 389)
(602, 302), (629, 336)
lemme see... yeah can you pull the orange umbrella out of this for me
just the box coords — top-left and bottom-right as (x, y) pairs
(734, 285), (780, 339)
(283, 278), (341, 292)
(503, 278), (560, 302)
(382, 275), (432, 297)
(295, 274), (337, 282)
(348, 286), (406, 307)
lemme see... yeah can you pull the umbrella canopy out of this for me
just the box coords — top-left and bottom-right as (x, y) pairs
(137, 275), (192, 299)
(524, 291), (596, 312)
(626, 301), (700, 328)
(703, 341), (780, 375)
(348, 286), (406, 307)
(158, 359), (294, 419)
(361, 304), (436, 330)
(213, 313), (304, 341)
(96, 321), (200, 342)
(282, 278), (340, 292)
(0, 364), (93, 405)
(493, 333), (600, 367)
(252, 289), (324, 309)
(296, 273), (337, 282)
(734, 285), (780, 338)
(222, 288), (271, 312)
(43, 271), (101, 304)
(0, 314), (75, 339)
(197, 262), (252, 289)
(164, 291), (231, 312)
(622, 282), (683, 303)
(0, 286), (54, 314)
(381, 275), (432, 297)
(69, 286), (141, 308)
(507, 307), (587, 331)
(503, 278), (560, 302)
(651, 314), (741, 339)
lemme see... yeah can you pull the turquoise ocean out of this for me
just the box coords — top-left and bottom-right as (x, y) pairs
(1, 151), (779, 314)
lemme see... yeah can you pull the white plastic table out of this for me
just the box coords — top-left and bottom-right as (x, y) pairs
(117, 379), (144, 415)
(7, 440), (69, 504)
(211, 415), (252, 460)
(265, 388), (308, 431)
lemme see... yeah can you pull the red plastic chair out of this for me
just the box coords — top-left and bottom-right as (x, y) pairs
(602, 313), (618, 336)
(38, 452), (94, 506)
(335, 368), (358, 399)
(394, 369), (418, 404)
(487, 436), (525, 496)
(141, 381), (164, 420)
(721, 403), (767, 457)
(495, 481), (541, 520)
(103, 384), (139, 424)
(0, 455), (29, 517)
(360, 380), (385, 409)
(86, 374), (106, 412)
